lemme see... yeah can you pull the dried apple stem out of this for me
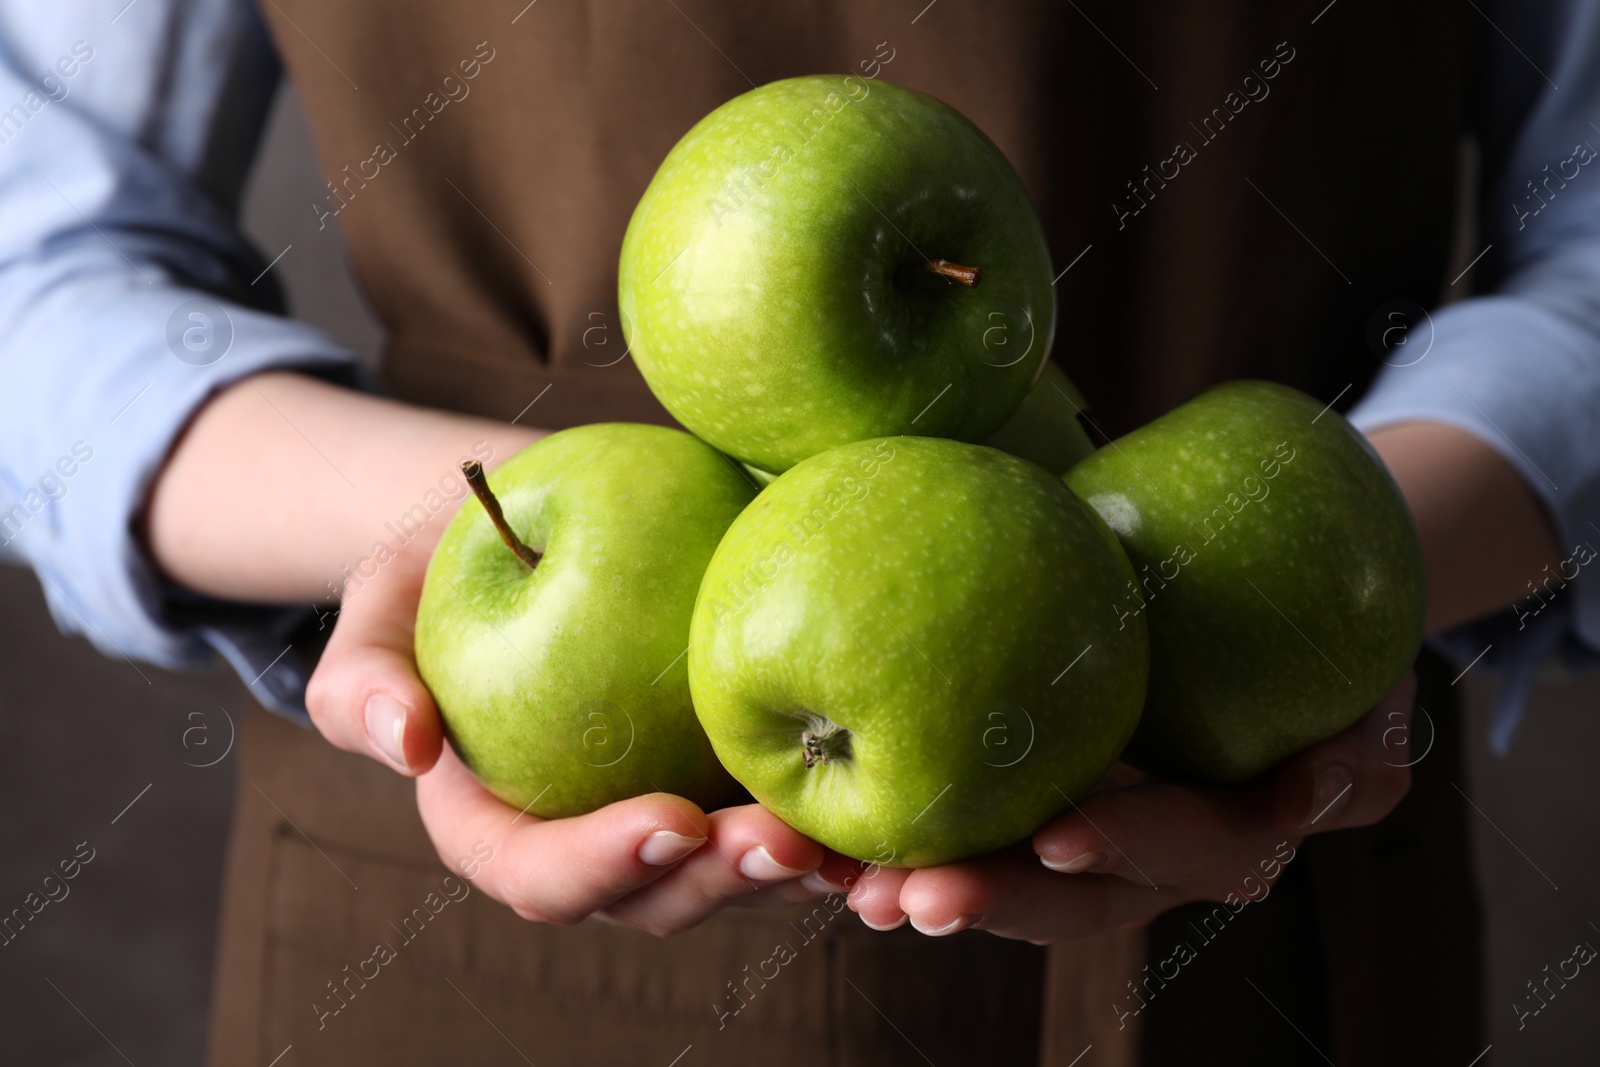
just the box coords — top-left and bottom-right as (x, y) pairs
(801, 717), (852, 768)
(462, 460), (541, 569)
(924, 258), (981, 287)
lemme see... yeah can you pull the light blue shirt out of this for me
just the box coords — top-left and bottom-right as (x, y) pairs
(1345, 4), (1600, 749)
(0, 1), (364, 715)
(0, 2), (1597, 749)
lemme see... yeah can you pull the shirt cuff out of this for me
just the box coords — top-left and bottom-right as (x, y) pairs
(0, 292), (372, 722)
(1349, 295), (1600, 748)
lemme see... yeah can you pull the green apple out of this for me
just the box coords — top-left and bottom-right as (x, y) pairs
(982, 360), (1097, 476)
(1064, 381), (1425, 783)
(745, 361), (1093, 484)
(415, 423), (754, 818)
(618, 75), (1056, 473)
(688, 436), (1147, 867)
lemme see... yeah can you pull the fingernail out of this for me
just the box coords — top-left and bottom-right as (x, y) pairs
(801, 871), (848, 895)
(638, 831), (706, 866)
(1301, 763), (1355, 828)
(364, 694), (410, 771)
(910, 915), (970, 936)
(1041, 850), (1107, 874)
(739, 846), (812, 882)
(860, 913), (909, 932)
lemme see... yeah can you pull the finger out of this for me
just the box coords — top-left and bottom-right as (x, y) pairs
(1266, 674), (1417, 834)
(1031, 774), (1282, 891)
(1090, 761), (1157, 793)
(732, 850), (880, 908)
(597, 804), (824, 936)
(727, 880), (832, 908)
(845, 861), (913, 931)
(898, 847), (1186, 944)
(417, 744), (712, 923)
(588, 888), (830, 932)
(305, 549), (443, 775)
(813, 850), (878, 895)
(1031, 676), (1418, 890)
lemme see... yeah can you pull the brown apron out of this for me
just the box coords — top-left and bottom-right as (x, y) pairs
(211, 2), (1484, 1063)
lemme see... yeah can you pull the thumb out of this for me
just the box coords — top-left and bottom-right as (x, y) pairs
(305, 541), (444, 776)
(1269, 672), (1418, 835)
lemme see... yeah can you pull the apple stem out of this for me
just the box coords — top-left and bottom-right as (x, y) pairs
(924, 258), (981, 288)
(462, 460), (542, 570)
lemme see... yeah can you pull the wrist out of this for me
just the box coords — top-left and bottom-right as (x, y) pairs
(144, 370), (542, 604)
(1365, 420), (1562, 634)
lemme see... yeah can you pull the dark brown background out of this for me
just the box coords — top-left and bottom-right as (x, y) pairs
(1, 82), (1598, 1065)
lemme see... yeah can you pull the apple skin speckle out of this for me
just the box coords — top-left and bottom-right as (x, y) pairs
(415, 423), (756, 818)
(689, 436), (1148, 868)
(616, 75), (1056, 475)
(1066, 381), (1425, 783)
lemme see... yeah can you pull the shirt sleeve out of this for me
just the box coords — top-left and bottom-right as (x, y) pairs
(1347, 0), (1600, 750)
(0, 1), (370, 719)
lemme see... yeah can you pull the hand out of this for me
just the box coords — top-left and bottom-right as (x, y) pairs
(304, 490), (830, 937)
(835, 675), (1417, 944)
